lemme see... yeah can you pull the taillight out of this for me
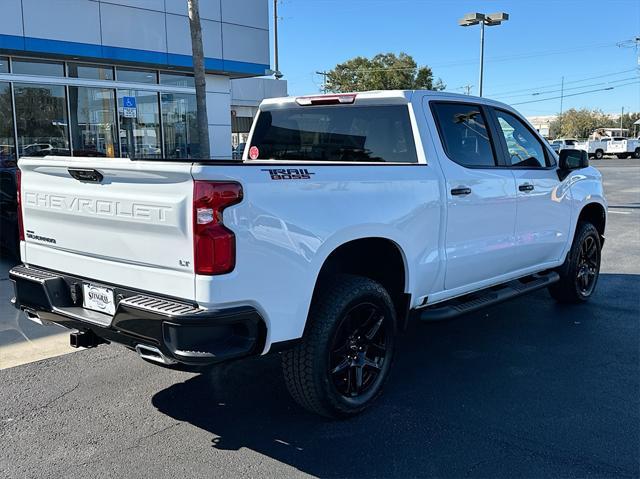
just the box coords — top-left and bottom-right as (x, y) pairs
(193, 181), (243, 275)
(16, 169), (24, 242)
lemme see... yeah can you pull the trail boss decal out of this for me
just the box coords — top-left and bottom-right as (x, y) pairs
(261, 168), (316, 180)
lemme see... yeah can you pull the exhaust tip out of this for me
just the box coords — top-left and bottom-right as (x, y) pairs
(135, 344), (177, 365)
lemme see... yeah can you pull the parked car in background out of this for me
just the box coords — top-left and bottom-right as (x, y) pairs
(550, 138), (578, 154)
(233, 142), (246, 160)
(0, 165), (19, 258)
(21, 143), (54, 157)
(11, 90), (607, 418)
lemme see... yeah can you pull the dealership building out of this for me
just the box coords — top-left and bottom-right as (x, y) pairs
(0, 0), (286, 161)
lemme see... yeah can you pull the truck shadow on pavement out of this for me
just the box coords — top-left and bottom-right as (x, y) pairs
(152, 273), (639, 478)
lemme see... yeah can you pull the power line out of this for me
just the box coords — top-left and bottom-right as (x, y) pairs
(488, 68), (639, 98)
(511, 80), (640, 106)
(493, 75), (639, 100)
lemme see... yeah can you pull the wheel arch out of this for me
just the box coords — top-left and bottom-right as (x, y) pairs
(578, 202), (606, 243)
(311, 237), (411, 331)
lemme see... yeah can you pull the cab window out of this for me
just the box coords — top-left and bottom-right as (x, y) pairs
(494, 110), (549, 168)
(431, 102), (497, 168)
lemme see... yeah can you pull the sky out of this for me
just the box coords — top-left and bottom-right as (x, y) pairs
(271, 0), (640, 117)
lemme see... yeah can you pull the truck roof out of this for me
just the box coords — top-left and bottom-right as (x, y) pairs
(260, 89), (520, 113)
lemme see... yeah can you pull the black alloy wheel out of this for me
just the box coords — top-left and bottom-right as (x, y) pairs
(549, 221), (601, 303)
(576, 234), (600, 296)
(282, 275), (396, 418)
(329, 302), (391, 399)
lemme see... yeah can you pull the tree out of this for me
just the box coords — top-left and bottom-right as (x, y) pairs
(619, 112), (640, 136)
(187, 0), (210, 159)
(325, 53), (445, 93)
(549, 108), (610, 139)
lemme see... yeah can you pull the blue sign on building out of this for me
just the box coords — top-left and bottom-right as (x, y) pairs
(122, 96), (137, 118)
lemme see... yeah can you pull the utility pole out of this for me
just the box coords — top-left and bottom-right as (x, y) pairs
(273, 0), (282, 79)
(620, 106), (624, 134)
(316, 71), (329, 93)
(459, 84), (473, 95)
(559, 76), (564, 116)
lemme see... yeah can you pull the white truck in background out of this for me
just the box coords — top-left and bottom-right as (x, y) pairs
(10, 90), (607, 418)
(606, 137), (640, 159)
(575, 138), (613, 159)
(575, 136), (640, 159)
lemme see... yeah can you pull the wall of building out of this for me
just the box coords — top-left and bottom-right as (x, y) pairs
(0, 0), (271, 159)
(230, 77), (287, 146)
(0, 0), (270, 76)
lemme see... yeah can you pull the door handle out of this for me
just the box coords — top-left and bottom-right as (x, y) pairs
(519, 183), (534, 192)
(451, 186), (472, 196)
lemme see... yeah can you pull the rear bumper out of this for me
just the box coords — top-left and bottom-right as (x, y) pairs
(10, 264), (265, 368)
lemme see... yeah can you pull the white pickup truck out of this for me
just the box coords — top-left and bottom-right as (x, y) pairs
(11, 91), (607, 418)
(606, 137), (640, 159)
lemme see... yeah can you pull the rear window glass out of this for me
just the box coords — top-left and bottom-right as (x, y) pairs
(249, 105), (418, 163)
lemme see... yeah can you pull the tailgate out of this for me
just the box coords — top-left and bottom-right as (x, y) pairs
(19, 156), (196, 300)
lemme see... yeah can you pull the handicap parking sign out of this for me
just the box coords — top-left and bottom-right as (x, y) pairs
(123, 96), (137, 118)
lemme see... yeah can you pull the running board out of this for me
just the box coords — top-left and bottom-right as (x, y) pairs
(418, 271), (560, 322)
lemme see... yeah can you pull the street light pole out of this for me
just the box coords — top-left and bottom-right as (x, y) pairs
(459, 12), (509, 97)
(478, 20), (485, 97)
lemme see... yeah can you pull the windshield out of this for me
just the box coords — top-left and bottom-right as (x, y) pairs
(249, 105), (418, 163)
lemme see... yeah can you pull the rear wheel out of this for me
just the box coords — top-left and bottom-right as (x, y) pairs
(282, 275), (396, 418)
(634, 148), (640, 159)
(594, 149), (604, 160)
(549, 222), (601, 303)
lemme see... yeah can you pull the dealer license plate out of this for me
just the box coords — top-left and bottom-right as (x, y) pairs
(82, 283), (116, 316)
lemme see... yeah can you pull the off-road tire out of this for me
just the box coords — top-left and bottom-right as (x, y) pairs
(282, 275), (396, 418)
(549, 222), (601, 304)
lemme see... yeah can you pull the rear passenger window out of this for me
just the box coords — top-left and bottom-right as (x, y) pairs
(431, 102), (496, 168)
(494, 110), (548, 168)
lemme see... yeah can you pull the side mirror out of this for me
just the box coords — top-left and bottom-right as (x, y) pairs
(557, 149), (588, 180)
(559, 149), (588, 171)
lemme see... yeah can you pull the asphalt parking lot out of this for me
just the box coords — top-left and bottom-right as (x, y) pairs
(0, 159), (638, 478)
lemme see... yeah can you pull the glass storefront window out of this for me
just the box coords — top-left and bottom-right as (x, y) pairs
(12, 58), (65, 77)
(0, 82), (16, 161)
(69, 87), (118, 158)
(0, 57), (8, 73)
(14, 83), (69, 157)
(161, 93), (199, 159)
(117, 90), (161, 159)
(116, 68), (157, 84)
(160, 72), (195, 88)
(68, 63), (114, 81)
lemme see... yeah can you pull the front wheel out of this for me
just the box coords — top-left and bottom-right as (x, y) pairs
(549, 222), (601, 303)
(282, 275), (396, 418)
